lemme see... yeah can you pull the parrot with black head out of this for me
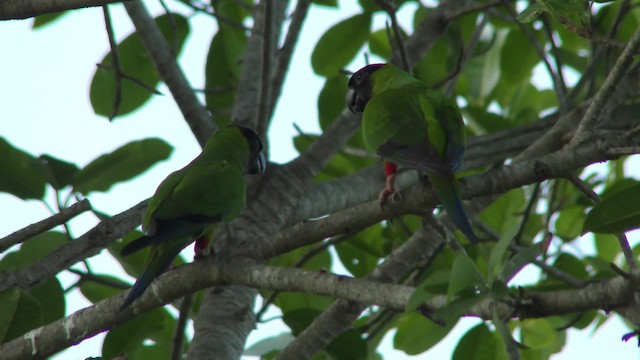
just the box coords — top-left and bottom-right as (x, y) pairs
(348, 63), (478, 243)
(119, 125), (266, 309)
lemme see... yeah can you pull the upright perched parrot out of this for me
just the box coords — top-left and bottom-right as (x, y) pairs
(347, 63), (478, 243)
(119, 125), (266, 309)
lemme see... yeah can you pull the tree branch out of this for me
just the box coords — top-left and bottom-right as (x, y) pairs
(124, 0), (214, 147)
(0, 0), (127, 20)
(0, 199), (91, 253)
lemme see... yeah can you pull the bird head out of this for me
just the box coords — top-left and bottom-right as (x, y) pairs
(237, 126), (267, 175)
(347, 63), (385, 113)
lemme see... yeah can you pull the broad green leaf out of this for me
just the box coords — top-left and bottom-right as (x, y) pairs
(90, 13), (190, 118)
(79, 274), (130, 304)
(245, 333), (295, 356)
(318, 75), (348, 130)
(479, 189), (525, 234)
(369, 29), (392, 60)
(555, 205), (585, 241)
(582, 183), (640, 234)
(447, 255), (487, 301)
(266, 242), (331, 273)
(32, 12), (69, 29)
(394, 313), (457, 355)
(0, 137), (46, 200)
(520, 318), (558, 349)
(72, 138), (172, 194)
(335, 225), (385, 278)
(326, 329), (367, 359)
(594, 233), (619, 262)
(453, 323), (508, 360)
(0, 289), (43, 343)
(551, 253), (588, 281)
(29, 278), (65, 325)
(500, 29), (541, 86)
(37, 154), (79, 190)
(103, 309), (172, 359)
(0, 232), (68, 273)
(282, 308), (321, 336)
(311, 14), (372, 76)
(463, 28), (507, 106)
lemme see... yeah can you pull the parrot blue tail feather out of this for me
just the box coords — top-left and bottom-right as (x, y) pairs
(428, 173), (479, 243)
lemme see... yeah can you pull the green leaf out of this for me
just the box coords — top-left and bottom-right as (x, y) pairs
(0, 137), (46, 200)
(500, 29), (541, 86)
(555, 205), (585, 241)
(594, 233), (619, 262)
(463, 28), (507, 106)
(479, 189), (525, 234)
(80, 274), (130, 304)
(311, 14), (372, 76)
(72, 138), (172, 194)
(281, 308), (321, 336)
(318, 75), (348, 130)
(582, 183), (640, 234)
(552, 253), (588, 281)
(520, 318), (558, 349)
(447, 255), (486, 301)
(37, 154), (79, 190)
(102, 310), (167, 359)
(90, 13), (190, 118)
(453, 323), (507, 360)
(335, 225), (385, 278)
(394, 313), (457, 355)
(407, 270), (451, 311)
(245, 333), (295, 356)
(326, 329), (367, 359)
(0, 288), (43, 343)
(369, 29), (392, 60)
(32, 12), (69, 29)
(0, 232), (68, 273)
(29, 278), (65, 325)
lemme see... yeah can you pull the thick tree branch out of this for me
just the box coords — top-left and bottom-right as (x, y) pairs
(3, 256), (636, 360)
(0, 0), (127, 20)
(0, 199), (91, 253)
(124, 0), (214, 147)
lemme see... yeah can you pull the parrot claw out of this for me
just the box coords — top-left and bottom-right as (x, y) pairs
(378, 173), (399, 207)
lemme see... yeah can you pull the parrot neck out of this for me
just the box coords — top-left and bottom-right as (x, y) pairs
(372, 65), (423, 95)
(200, 128), (250, 171)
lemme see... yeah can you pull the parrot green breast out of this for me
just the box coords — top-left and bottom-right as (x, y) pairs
(143, 127), (251, 232)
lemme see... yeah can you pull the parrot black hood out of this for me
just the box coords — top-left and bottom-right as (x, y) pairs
(347, 63), (385, 113)
(237, 126), (267, 175)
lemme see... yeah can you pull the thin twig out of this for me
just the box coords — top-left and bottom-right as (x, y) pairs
(444, 0), (502, 22)
(443, 14), (488, 94)
(0, 200), (92, 253)
(171, 293), (193, 360)
(102, 5), (123, 120)
(514, 183), (540, 245)
(179, 0), (250, 29)
(376, 0), (409, 72)
(67, 268), (129, 289)
(96, 63), (163, 95)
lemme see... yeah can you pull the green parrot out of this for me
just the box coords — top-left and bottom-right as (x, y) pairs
(347, 63), (478, 243)
(119, 125), (266, 309)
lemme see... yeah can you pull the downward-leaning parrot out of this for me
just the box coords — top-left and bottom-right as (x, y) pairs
(119, 125), (266, 309)
(347, 63), (478, 243)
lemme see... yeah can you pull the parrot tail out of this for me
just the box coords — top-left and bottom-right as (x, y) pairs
(120, 245), (183, 310)
(121, 215), (220, 256)
(428, 173), (479, 243)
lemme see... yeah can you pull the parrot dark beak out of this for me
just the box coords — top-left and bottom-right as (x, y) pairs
(249, 151), (266, 175)
(347, 88), (357, 113)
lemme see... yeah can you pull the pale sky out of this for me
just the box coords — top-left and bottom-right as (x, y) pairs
(0, 1), (637, 359)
